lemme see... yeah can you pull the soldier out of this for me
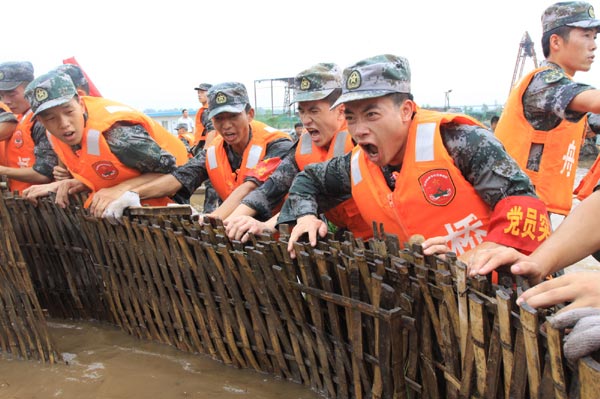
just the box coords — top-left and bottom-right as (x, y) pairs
(50, 63), (96, 182)
(102, 82), (293, 222)
(21, 71), (189, 219)
(0, 61), (58, 193)
(280, 54), (549, 264)
(192, 82), (221, 213)
(175, 122), (195, 153)
(193, 82), (214, 149)
(224, 63), (371, 242)
(495, 1), (600, 218)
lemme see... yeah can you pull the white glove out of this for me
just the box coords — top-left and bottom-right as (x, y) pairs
(102, 191), (141, 225)
(548, 307), (600, 361)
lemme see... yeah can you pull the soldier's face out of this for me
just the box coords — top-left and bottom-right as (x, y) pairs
(297, 99), (345, 148)
(0, 84), (29, 115)
(37, 97), (85, 146)
(212, 109), (253, 153)
(555, 27), (597, 73)
(197, 90), (208, 104)
(344, 96), (413, 166)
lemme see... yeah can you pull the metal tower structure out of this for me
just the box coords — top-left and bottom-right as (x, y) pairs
(510, 31), (538, 95)
(253, 77), (295, 116)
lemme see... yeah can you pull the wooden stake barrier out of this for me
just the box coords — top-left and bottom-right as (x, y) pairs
(0, 193), (599, 398)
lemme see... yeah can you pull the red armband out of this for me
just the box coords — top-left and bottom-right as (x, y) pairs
(484, 196), (550, 254)
(246, 157), (282, 182)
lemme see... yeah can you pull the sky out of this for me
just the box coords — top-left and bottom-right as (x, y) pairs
(4, 0), (600, 113)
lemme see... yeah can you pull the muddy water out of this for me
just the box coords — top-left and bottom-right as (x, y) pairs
(0, 320), (320, 399)
(1, 168), (598, 398)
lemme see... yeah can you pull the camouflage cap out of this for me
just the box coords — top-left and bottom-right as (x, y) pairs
(207, 82), (249, 119)
(54, 64), (90, 94)
(176, 122), (188, 130)
(331, 54), (411, 108)
(542, 2), (600, 34)
(291, 63), (342, 104)
(194, 82), (212, 91)
(24, 72), (77, 117)
(0, 61), (34, 91)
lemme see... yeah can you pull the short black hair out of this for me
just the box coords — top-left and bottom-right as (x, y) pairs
(541, 25), (572, 58)
(294, 122), (303, 129)
(490, 115), (499, 124)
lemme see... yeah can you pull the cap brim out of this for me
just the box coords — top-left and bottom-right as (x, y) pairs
(0, 81), (23, 91)
(331, 89), (400, 109)
(567, 19), (600, 29)
(32, 95), (74, 117)
(290, 88), (334, 105)
(208, 103), (246, 119)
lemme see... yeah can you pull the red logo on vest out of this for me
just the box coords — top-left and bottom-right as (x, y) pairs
(13, 130), (23, 148)
(93, 161), (119, 180)
(418, 169), (455, 206)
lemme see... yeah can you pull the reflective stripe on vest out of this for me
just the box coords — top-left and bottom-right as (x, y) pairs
(87, 129), (101, 156)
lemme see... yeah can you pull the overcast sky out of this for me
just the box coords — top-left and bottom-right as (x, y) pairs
(5, 0), (600, 112)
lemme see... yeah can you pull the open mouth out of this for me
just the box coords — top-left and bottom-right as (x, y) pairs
(307, 129), (321, 140)
(360, 143), (378, 156)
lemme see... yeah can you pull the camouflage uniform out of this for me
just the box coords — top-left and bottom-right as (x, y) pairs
(241, 63), (345, 221)
(277, 54), (538, 228)
(31, 121), (58, 180)
(171, 82), (293, 210)
(0, 108), (17, 123)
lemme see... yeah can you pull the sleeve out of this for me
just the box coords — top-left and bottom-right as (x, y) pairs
(0, 110), (17, 123)
(277, 153), (353, 226)
(442, 123), (549, 253)
(31, 121), (58, 179)
(241, 146), (300, 220)
(524, 69), (592, 126)
(171, 151), (209, 199)
(105, 123), (178, 174)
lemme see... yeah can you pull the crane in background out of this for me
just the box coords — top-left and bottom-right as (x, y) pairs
(510, 31), (538, 96)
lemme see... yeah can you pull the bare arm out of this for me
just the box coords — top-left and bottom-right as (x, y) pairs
(0, 121), (16, 141)
(210, 181), (257, 220)
(569, 89), (600, 114)
(469, 191), (600, 282)
(0, 165), (51, 184)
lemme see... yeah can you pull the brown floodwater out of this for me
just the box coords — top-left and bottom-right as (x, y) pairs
(0, 319), (321, 399)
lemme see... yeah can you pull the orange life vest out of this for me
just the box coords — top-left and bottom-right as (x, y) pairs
(574, 154), (600, 200)
(179, 132), (195, 146)
(194, 106), (208, 145)
(350, 109), (492, 255)
(4, 110), (36, 193)
(206, 120), (289, 201)
(49, 96), (189, 208)
(295, 129), (372, 239)
(495, 66), (587, 215)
